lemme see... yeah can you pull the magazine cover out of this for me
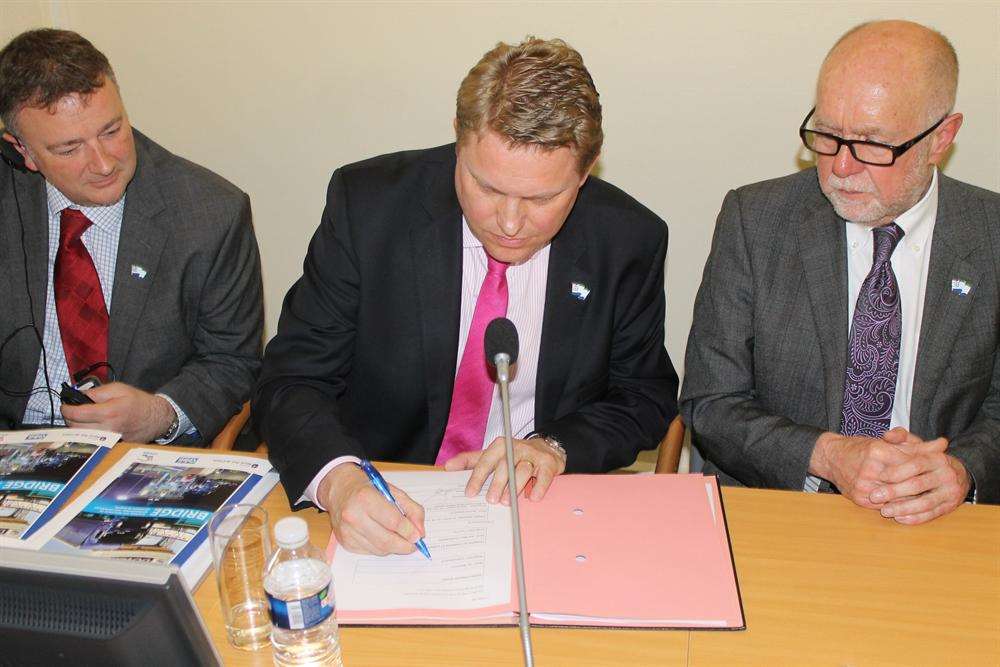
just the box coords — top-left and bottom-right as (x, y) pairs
(37, 448), (279, 587)
(0, 429), (119, 548)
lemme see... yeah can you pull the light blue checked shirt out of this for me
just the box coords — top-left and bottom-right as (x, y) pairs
(21, 183), (193, 442)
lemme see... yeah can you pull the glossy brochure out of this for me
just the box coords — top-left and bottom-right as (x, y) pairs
(0, 428), (120, 548)
(31, 447), (279, 589)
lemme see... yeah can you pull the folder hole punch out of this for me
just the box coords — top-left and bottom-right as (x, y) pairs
(575, 554), (588, 563)
(571, 508), (584, 516)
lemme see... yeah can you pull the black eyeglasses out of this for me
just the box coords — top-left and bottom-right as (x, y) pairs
(799, 107), (947, 166)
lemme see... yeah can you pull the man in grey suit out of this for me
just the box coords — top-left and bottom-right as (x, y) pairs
(682, 20), (999, 523)
(0, 29), (263, 443)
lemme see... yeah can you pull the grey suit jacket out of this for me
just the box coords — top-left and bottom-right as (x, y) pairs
(681, 168), (1000, 504)
(0, 130), (264, 441)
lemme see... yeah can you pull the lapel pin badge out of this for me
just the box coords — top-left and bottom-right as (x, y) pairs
(951, 279), (971, 296)
(570, 282), (590, 301)
(131, 264), (147, 280)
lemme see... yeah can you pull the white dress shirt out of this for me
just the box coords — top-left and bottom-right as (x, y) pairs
(805, 169), (939, 492)
(21, 183), (191, 441)
(303, 216), (550, 507)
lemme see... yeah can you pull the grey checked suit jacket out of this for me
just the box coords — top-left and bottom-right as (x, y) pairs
(0, 130), (264, 441)
(681, 168), (1000, 504)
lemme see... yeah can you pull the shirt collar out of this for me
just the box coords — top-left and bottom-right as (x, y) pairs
(892, 167), (937, 244)
(462, 215), (482, 249)
(46, 181), (126, 234)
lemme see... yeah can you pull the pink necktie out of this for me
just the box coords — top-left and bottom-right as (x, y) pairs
(436, 256), (509, 465)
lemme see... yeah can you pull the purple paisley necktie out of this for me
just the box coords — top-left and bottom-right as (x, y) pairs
(841, 222), (905, 437)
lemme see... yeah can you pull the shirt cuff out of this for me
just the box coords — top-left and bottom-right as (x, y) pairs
(966, 469), (978, 504)
(154, 393), (195, 444)
(301, 456), (362, 510)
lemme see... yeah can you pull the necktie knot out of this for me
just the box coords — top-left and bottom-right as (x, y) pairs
(486, 255), (508, 277)
(60, 208), (92, 247)
(872, 222), (904, 265)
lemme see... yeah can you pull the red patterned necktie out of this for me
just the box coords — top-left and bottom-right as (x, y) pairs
(435, 256), (509, 465)
(54, 208), (109, 381)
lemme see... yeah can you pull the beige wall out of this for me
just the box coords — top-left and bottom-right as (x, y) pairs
(3, 1), (998, 373)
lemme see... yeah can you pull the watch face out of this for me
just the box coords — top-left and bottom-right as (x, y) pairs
(162, 418), (179, 441)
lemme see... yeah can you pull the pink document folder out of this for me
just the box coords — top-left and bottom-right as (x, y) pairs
(521, 474), (744, 628)
(329, 473), (744, 630)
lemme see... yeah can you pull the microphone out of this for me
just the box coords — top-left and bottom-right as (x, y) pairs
(485, 317), (519, 383)
(484, 317), (533, 667)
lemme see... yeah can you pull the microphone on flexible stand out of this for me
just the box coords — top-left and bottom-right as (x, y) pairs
(484, 317), (533, 667)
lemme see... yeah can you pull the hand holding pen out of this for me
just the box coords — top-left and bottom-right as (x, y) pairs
(358, 460), (431, 559)
(317, 459), (428, 557)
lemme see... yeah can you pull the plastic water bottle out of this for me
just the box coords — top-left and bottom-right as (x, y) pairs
(264, 517), (343, 666)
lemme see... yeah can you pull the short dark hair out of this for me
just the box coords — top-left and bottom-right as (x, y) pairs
(0, 28), (116, 136)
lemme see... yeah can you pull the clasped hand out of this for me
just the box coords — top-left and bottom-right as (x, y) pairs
(817, 427), (971, 524)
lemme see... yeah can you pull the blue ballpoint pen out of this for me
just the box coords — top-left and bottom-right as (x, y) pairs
(357, 460), (431, 559)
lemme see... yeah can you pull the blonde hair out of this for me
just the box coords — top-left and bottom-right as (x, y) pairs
(456, 37), (602, 174)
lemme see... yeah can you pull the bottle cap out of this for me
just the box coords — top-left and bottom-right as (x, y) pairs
(274, 517), (309, 549)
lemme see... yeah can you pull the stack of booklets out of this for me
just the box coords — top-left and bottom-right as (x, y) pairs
(1, 429), (279, 588)
(328, 470), (745, 630)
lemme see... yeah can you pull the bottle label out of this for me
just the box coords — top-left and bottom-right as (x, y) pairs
(267, 584), (334, 630)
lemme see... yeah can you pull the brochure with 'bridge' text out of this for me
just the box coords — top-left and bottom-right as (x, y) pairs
(30, 447), (279, 589)
(0, 428), (119, 549)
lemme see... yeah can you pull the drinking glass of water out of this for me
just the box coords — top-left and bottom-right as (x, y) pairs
(209, 503), (272, 650)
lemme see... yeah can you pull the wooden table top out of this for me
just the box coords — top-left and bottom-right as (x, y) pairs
(73, 445), (1000, 666)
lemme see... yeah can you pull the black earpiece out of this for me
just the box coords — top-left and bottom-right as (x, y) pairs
(0, 137), (29, 173)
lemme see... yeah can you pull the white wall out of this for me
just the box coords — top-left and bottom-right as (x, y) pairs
(3, 1), (998, 374)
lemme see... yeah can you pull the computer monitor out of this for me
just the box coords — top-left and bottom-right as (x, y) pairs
(0, 548), (221, 666)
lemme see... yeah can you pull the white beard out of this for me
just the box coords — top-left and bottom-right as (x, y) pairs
(819, 163), (933, 226)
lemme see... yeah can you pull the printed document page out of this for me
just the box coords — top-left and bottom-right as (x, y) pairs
(332, 470), (513, 613)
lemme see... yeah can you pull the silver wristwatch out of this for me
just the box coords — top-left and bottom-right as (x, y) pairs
(158, 413), (180, 443)
(532, 433), (567, 460)
(154, 394), (182, 444)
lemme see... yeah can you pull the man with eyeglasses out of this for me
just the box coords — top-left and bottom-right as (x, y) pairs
(681, 20), (1000, 522)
